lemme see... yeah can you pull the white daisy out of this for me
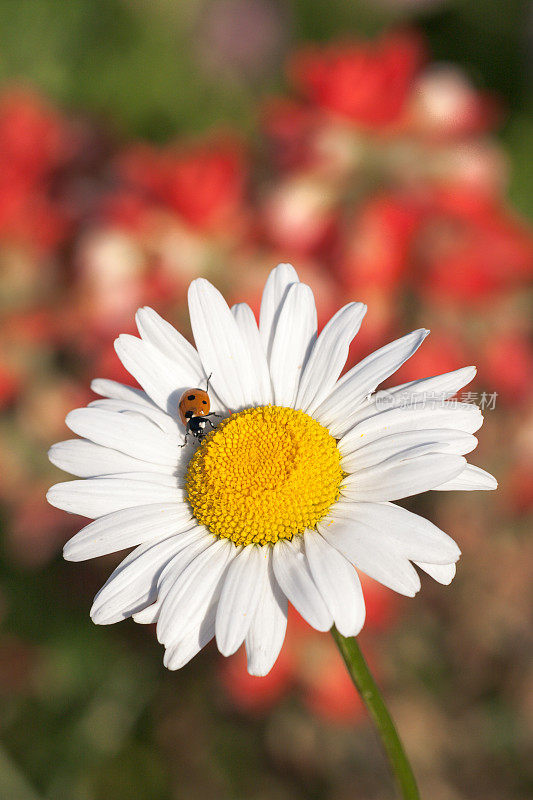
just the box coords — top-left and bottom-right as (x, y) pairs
(47, 263), (497, 675)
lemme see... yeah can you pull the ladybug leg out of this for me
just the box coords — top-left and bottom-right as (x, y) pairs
(204, 372), (213, 392)
(179, 426), (191, 447)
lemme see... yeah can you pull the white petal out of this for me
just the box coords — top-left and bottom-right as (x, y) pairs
(90, 533), (198, 624)
(215, 544), (268, 656)
(132, 605), (161, 625)
(188, 278), (260, 410)
(115, 334), (201, 417)
(245, 552), (288, 676)
(319, 515), (421, 596)
(163, 604), (217, 670)
(101, 472), (181, 486)
(341, 453), (466, 502)
(304, 530), (365, 637)
(348, 366), (478, 429)
(162, 568), (222, 664)
(433, 464), (497, 491)
(378, 365), (477, 405)
(135, 306), (203, 375)
(297, 302), (367, 414)
(66, 408), (182, 465)
(88, 398), (178, 434)
(345, 440), (455, 469)
(340, 403), (483, 456)
(334, 501), (460, 564)
(49, 439), (177, 478)
(259, 262), (299, 360)
(134, 528), (215, 624)
(231, 303), (273, 405)
(314, 329), (429, 437)
(63, 503), (194, 561)
(341, 429), (477, 472)
(47, 478), (182, 518)
(272, 537), (333, 631)
(269, 282), (317, 407)
(91, 378), (156, 408)
(415, 561), (456, 584)
(157, 538), (236, 647)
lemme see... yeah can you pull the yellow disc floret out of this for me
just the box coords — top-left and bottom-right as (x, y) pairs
(186, 405), (343, 547)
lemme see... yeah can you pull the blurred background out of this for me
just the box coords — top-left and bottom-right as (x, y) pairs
(0, 1), (532, 798)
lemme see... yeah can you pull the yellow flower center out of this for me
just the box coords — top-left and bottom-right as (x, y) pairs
(186, 405), (343, 547)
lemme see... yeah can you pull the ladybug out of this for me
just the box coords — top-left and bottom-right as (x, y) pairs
(179, 374), (220, 446)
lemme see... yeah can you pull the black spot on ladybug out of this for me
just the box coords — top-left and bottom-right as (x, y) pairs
(202, 399), (207, 404)
(187, 394), (196, 401)
(185, 409), (193, 419)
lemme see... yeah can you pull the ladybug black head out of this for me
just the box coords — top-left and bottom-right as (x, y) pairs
(189, 417), (206, 434)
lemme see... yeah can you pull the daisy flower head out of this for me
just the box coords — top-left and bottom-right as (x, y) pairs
(47, 263), (497, 676)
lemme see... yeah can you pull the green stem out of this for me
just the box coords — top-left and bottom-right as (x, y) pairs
(331, 628), (420, 800)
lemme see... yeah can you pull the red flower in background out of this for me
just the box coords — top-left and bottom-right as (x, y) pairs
(116, 144), (167, 202)
(220, 583), (399, 723)
(507, 462), (533, 513)
(219, 644), (294, 714)
(481, 331), (533, 403)
(0, 90), (70, 250)
(113, 136), (249, 235)
(418, 188), (533, 304)
(261, 98), (321, 172)
(0, 360), (21, 409)
(290, 31), (425, 129)
(337, 186), (533, 307)
(0, 89), (65, 184)
(160, 138), (247, 231)
(338, 192), (423, 293)
(300, 639), (366, 724)
(220, 615), (369, 722)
